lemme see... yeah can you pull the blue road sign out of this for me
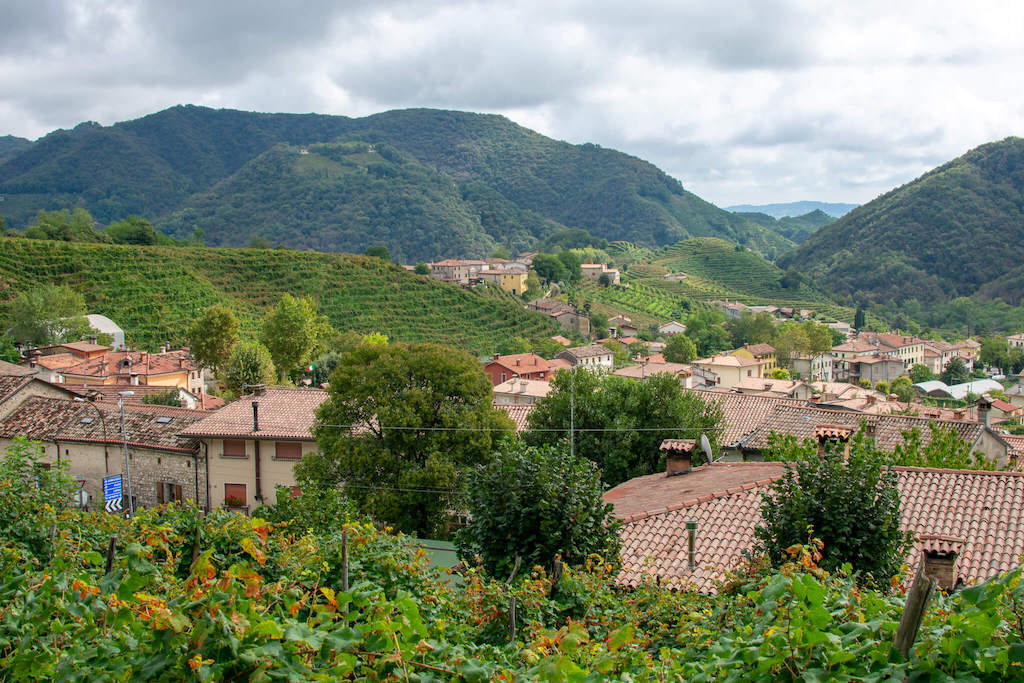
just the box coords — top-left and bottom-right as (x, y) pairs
(103, 474), (123, 503)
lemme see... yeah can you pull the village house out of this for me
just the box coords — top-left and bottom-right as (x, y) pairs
(831, 339), (883, 380)
(0, 396), (210, 510)
(790, 351), (834, 382)
(607, 315), (639, 338)
(526, 299), (591, 337)
(180, 387), (327, 511)
(580, 263), (621, 285)
(861, 333), (926, 369)
(478, 267), (527, 295)
(555, 344), (615, 369)
(1009, 333), (1024, 349)
(0, 360), (80, 420)
(692, 354), (764, 389)
(29, 345), (205, 394)
(730, 343), (777, 373)
(731, 377), (814, 400)
(852, 354), (906, 384)
(428, 259), (472, 283)
(607, 452), (1024, 592)
(483, 353), (554, 386)
(613, 361), (693, 384)
(492, 378), (551, 405)
(657, 321), (687, 337)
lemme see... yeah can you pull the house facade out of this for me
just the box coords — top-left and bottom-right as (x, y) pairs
(483, 353), (554, 385)
(555, 344), (615, 369)
(180, 388), (327, 511)
(692, 355), (764, 389)
(478, 268), (527, 295)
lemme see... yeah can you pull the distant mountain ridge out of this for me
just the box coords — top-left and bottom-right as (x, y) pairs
(0, 106), (793, 262)
(778, 137), (1024, 306)
(733, 209), (834, 244)
(727, 201), (858, 218)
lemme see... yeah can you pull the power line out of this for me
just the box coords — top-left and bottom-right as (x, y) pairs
(318, 424), (720, 434)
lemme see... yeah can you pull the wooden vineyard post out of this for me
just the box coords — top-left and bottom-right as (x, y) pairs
(341, 529), (349, 614)
(894, 562), (936, 659)
(105, 535), (117, 574)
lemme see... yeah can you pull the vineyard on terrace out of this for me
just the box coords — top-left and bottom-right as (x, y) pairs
(0, 239), (559, 353)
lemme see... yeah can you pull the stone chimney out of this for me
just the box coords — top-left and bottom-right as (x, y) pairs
(977, 396), (992, 427)
(659, 439), (696, 476)
(812, 424), (854, 457)
(252, 401), (260, 432)
(918, 534), (964, 591)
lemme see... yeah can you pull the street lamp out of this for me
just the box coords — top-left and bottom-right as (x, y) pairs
(118, 391), (135, 516)
(73, 397), (110, 473)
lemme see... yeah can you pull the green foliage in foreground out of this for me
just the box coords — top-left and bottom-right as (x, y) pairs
(3, 433), (1024, 680)
(0, 238), (559, 352)
(457, 441), (620, 577)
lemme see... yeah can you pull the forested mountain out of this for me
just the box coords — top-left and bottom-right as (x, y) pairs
(0, 106), (791, 261)
(734, 209), (834, 243)
(0, 135), (30, 164)
(726, 201), (858, 218)
(778, 137), (1024, 306)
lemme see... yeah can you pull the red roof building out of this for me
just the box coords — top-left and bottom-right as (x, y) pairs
(483, 353), (554, 386)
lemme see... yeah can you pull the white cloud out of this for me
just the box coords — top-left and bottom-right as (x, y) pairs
(0, 0), (1022, 206)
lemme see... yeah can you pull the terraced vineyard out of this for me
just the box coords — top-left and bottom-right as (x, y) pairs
(0, 239), (559, 353)
(572, 237), (860, 330)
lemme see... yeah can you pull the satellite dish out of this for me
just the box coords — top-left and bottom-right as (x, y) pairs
(700, 433), (713, 462)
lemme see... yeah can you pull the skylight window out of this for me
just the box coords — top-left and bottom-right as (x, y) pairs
(80, 417), (94, 424)
(155, 416), (173, 424)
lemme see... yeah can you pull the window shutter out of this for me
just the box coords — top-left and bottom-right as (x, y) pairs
(173, 484), (183, 502)
(275, 442), (303, 460)
(157, 483), (165, 504)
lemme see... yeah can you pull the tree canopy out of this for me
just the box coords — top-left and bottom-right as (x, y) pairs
(187, 305), (239, 373)
(663, 334), (697, 363)
(222, 342), (276, 395)
(456, 441), (619, 577)
(525, 371), (724, 486)
(260, 294), (330, 381)
(5, 283), (93, 346)
(299, 340), (512, 537)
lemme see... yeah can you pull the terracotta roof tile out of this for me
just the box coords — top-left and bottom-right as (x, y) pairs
(615, 466), (1024, 592)
(180, 388), (327, 440)
(493, 403), (534, 432)
(690, 390), (810, 447)
(486, 353), (553, 374)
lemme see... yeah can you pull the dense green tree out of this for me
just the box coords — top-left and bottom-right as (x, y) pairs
(909, 363), (933, 383)
(489, 246), (509, 259)
(105, 216), (159, 245)
(526, 371), (724, 486)
(598, 273), (611, 287)
(6, 284), (93, 346)
(260, 295), (331, 381)
(556, 250), (582, 283)
(531, 254), (567, 282)
(940, 357), (970, 385)
(456, 442), (620, 577)
(24, 209), (103, 243)
(299, 341), (512, 538)
(222, 342), (276, 395)
(685, 309), (731, 357)
(756, 436), (911, 587)
(663, 334), (697, 363)
(187, 305), (239, 374)
(979, 336), (1009, 370)
(365, 245), (390, 261)
(727, 311), (775, 347)
(538, 227), (609, 252)
(413, 262), (431, 275)
(854, 307), (866, 330)
(889, 376), (915, 402)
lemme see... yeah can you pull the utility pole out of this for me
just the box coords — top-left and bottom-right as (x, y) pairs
(118, 391), (135, 516)
(569, 365), (575, 459)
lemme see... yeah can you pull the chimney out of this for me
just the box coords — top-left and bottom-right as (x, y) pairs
(977, 396), (992, 427)
(919, 535), (963, 591)
(29, 359), (36, 370)
(685, 520), (697, 571)
(813, 424), (854, 457)
(516, 359), (521, 366)
(252, 401), (260, 432)
(660, 439), (696, 475)
(88, 335), (97, 345)
(179, 358), (185, 368)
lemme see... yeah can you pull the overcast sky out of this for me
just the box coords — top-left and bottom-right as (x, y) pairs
(2, 1), (1023, 206)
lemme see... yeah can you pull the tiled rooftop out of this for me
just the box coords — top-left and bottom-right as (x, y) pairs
(739, 403), (986, 452)
(180, 388), (328, 440)
(493, 403), (534, 432)
(487, 353), (552, 374)
(615, 466), (1024, 592)
(690, 390), (810, 447)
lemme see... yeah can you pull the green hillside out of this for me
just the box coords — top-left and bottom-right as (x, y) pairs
(0, 135), (30, 164)
(778, 137), (1024, 306)
(566, 238), (854, 329)
(735, 209), (834, 243)
(0, 105), (790, 260)
(159, 141), (499, 261)
(0, 238), (559, 352)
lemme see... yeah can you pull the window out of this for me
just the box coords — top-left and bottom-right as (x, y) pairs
(223, 439), (246, 458)
(501, 373), (507, 382)
(157, 482), (183, 504)
(224, 483), (247, 506)
(275, 442), (303, 460)
(155, 416), (173, 424)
